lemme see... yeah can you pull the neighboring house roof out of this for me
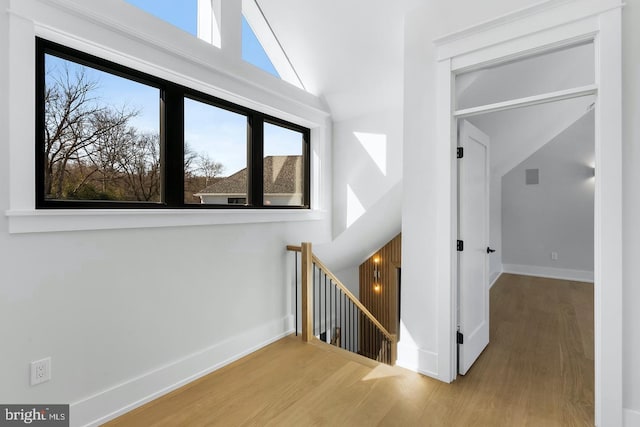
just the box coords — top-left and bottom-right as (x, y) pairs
(195, 155), (302, 196)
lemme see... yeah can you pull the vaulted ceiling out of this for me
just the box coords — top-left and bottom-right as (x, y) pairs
(257, 0), (422, 120)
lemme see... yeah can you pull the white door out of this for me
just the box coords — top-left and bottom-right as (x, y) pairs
(458, 120), (490, 375)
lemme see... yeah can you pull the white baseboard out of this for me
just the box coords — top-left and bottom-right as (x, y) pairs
(396, 342), (440, 380)
(71, 315), (294, 427)
(624, 408), (640, 427)
(489, 270), (502, 288)
(502, 264), (594, 283)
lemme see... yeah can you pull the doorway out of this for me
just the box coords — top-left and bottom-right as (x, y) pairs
(434, 3), (623, 423)
(456, 94), (596, 377)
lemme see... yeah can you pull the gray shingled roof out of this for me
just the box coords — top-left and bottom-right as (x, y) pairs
(196, 155), (302, 195)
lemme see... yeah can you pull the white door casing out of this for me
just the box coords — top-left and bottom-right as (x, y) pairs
(433, 1), (623, 425)
(457, 120), (490, 375)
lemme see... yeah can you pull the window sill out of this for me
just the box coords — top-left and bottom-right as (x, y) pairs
(5, 209), (327, 234)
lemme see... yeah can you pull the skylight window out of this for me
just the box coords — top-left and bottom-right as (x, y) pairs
(125, 0), (197, 36)
(241, 0), (304, 89)
(125, 0), (304, 89)
(242, 16), (280, 78)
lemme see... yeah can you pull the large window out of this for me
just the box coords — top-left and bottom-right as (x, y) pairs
(36, 38), (310, 209)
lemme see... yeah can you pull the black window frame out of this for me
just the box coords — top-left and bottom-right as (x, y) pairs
(35, 38), (311, 210)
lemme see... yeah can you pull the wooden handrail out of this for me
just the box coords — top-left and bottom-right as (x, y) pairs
(311, 254), (395, 342)
(287, 243), (395, 343)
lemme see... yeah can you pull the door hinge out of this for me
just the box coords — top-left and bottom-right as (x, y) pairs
(457, 147), (464, 159)
(457, 240), (464, 251)
(457, 331), (464, 344)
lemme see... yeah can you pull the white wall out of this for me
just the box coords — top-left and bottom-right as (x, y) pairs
(622, 0), (640, 419)
(501, 111), (594, 280)
(0, 1), (331, 426)
(314, 109), (403, 272)
(333, 266), (359, 297)
(468, 98), (594, 286)
(456, 42), (594, 110)
(488, 174), (502, 284)
(401, 0), (543, 380)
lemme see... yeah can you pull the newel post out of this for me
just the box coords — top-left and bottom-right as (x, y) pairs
(390, 334), (398, 366)
(301, 242), (313, 342)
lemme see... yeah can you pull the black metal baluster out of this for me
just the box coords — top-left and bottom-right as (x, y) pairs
(369, 318), (373, 359)
(338, 289), (341, 348)
(341, 290), (344, 349)
(350, 300), (354, 352)
(347, 299), (350, 351)
(329, 279), (333, 344)
(318, 266), (321, 337)
(354, 303), (357, 354)
(348, 295), (351, 351)
(375, 327), (378, 360)
(343, 293), (347, 350)
(334, 281), (337, 345)
(371, 325), (375, 360)
(324, 274), (327, 342)
(349, 299), (356, 351)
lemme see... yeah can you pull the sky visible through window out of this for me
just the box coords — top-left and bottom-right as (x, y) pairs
(125, 0), (280, 78)
(241, 16), (280, 78)
(43, 0), (299, 183)
(45, 54), (300, 179)
(125, 0), (197, 36)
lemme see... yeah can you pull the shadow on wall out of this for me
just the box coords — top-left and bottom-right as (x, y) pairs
(332, 110), (402, 239)
(315, 108), (403, 273)
(345, 131), (388, 227)
(315, 180), (402, 273)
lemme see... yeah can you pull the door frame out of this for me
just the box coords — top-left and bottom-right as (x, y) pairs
(433, 1), (623, 425)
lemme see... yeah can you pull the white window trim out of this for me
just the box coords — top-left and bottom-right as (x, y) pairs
(197, 0), (222, 48)
(5, 0), (331, 234)
(5, 209), (327, 234)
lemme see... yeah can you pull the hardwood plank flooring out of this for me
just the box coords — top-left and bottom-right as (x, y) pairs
(105, 274), (593, 426)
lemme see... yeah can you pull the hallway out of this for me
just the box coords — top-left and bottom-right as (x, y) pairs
(107, 274), (593, 426)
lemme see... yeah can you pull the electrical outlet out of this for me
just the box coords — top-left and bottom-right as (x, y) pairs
(551, 252), (558, 261)
(30, 357), (51, 386)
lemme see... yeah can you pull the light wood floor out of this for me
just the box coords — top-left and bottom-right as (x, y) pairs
(106, 274), (594, 426)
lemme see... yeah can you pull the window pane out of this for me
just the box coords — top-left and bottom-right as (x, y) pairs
(125, 0), (197, 36)
(43, 54), (161, 202)
(184, 98), (248, 205)
(242, 15), (280, 78)
(263, 122), (304, 206)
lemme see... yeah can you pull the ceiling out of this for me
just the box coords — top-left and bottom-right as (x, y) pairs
(462, 42), (595, 177)
(257, 0), (422, 120)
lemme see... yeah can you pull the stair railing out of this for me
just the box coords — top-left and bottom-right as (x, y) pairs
(287, 242), (397, 365)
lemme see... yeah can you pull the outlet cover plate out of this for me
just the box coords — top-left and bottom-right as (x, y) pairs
(30, 357), (51, 386)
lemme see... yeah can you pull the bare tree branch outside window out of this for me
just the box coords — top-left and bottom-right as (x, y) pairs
(44, 59), (226, 203)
